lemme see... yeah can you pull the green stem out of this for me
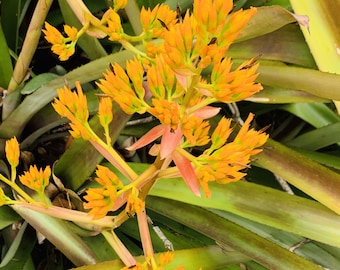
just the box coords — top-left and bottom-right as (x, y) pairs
(123, 0), (143, 35)
(102, 229), (136, 267)
(13, 202), (116, 228)
(84, 122), (138, 181)
(137, 209), (157, 269)
(181, 73), (201, 111)
(7, 0), (53, 93)
(0, 173), (35, 204)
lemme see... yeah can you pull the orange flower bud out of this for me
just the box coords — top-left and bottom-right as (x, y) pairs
(5, 137), (20, 168)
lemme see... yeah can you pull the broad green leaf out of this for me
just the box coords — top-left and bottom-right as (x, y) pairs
(257, 63), (340, 100)
(229, 24), (316, 68)
(20, 73), (59, 95)
(0, 0), (20, 52)
(147, 197), (322, 270)
(72, 245), (250, 270)
(0, 49), (134, 140)
(282, 103), (339, 128)
(290, 0), (340, 74)
(10, 204), (97, 266)
(289, 148), (340, 170)
(256, 138), (340, 217)
(144, 164), (340, 247)
(287, 122), (340, 150)
(247, 85), (328, 104)
(211, 209), (340, 270)
(244, 0), (291, 9)
(236, 5), (296, 42)
(0, 24), (13, 88)
(0, 206), (21, 230)
(164, 0), (194, 10)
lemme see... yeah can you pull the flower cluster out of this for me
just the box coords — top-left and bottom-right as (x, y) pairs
(42, 22), (78, 61)
(49, 0), (267, 202)
(94, 0), (266, 196)
(1, 137), (51, 206)
(83, 165), (120, 219)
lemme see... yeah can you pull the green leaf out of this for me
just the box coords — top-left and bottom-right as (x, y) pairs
(236, 5), (296, 42)
(71, 245), (249, 270)
(229, 24), (316, 68)
(213, 209), (340, 270)
(0, 24), (13, 88)
(282, 103), (340, 128)
(287, 122), (340, 150)
(145, 165), (340, 247)
(0, 49), (135, 139)
(0, 0), (20, 52)
(0, 222), (36, 269)
(0, 206), (21, 230)
(20, 73), (60, 95)
(257, 63), (340, 100)
(10, 204), (97, 266)
(256, 139), (340, 217)
(148, 197), (323, 270)
(248, 85), (328, 104)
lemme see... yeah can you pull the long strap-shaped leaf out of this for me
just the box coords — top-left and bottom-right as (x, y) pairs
(147, 197), (322, 270)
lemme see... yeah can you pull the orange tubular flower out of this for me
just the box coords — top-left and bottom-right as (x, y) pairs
(201, 57), (263, 103)
(148, 99), (180, 131)
(19, 165), (51, 194)
(106, 9), (123, 41)
(5, 137), (20, 168)
(181, 115), (210, 147)
(98, 97), (113, 128)
(126, 191), (145, 214)
(83, 185), (117, 219)
(163, 12), (197, 76)
(83, 165), (123, 219)
(42, 22), (63, 45)
(113, 0), (127, 10)
(193, 0), (257, 54)
(52, 81), (92, 140)
(97, 58), (149, 114)
(140, 4), (177, 38)
(43, 22), (78, 61)
(195, 114), (268, 197)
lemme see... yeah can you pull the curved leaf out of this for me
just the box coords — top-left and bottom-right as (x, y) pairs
(148, 197), (323, 270)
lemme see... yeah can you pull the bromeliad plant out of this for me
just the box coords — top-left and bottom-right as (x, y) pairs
(0, 0), (269, 268)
